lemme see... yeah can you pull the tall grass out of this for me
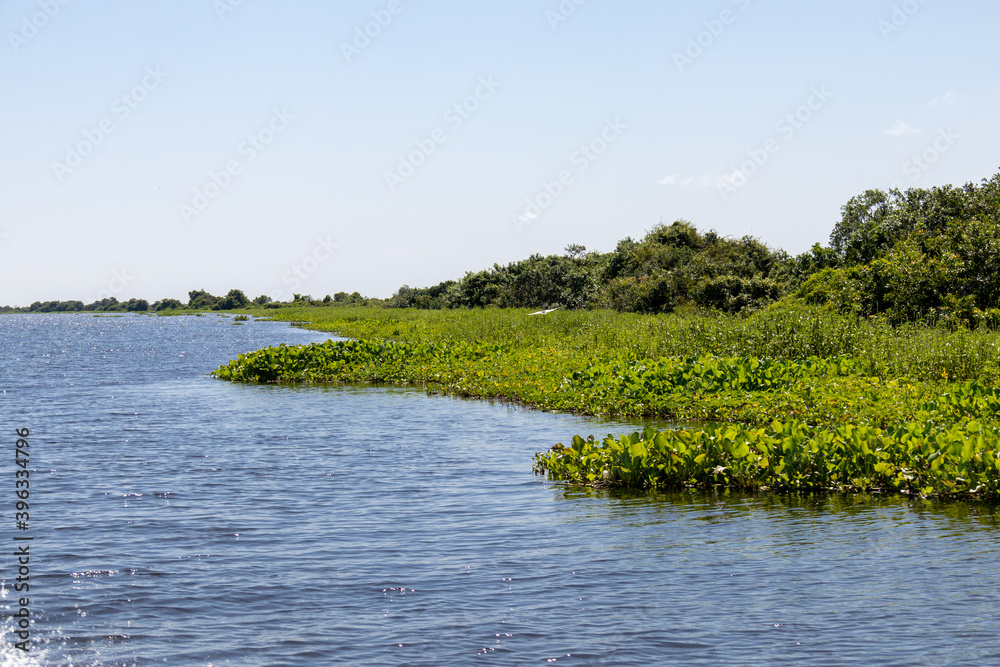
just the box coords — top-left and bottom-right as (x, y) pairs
(224, 303), (1000, 497)
(251, 300), (1000, 383)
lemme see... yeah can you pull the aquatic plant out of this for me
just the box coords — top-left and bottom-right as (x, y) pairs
(533, 420), (1000, 500)
(214, 306), (1000, 499)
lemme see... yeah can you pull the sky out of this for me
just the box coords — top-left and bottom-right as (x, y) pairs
(2, 0), (998, 306)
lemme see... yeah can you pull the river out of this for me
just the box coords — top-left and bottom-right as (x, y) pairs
(1, 313), (999, 665)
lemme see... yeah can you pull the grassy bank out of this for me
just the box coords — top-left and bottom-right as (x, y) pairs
(214, 301), (1000, 499)
(245, 301), (1000, 383)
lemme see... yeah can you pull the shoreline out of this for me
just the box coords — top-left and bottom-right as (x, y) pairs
(211, 305), (1000, 501)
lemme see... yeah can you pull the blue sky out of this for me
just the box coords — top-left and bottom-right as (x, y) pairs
(2, 0), (998, 305)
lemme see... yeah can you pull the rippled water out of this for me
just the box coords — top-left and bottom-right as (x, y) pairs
(2, 313), (1000, 666)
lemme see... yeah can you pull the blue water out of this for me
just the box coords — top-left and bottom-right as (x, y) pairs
(2, 313), (1000, 666)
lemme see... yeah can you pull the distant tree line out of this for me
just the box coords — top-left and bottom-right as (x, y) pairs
(0, 289), (377, 314)
(5, 170), (998, 328)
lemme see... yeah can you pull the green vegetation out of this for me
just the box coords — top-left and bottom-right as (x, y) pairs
(0, 288), (364, 314)
(8, 171), (999, 324)
(385, 171), (1000, 322)
(212, 303), (1000, 499)
(534, 420), (1000, 498)
(386, 221), (790, 313)
(15, 170), (1000, 499)
(800, 176), (1000, 327)
(245, 303), (1000, 384)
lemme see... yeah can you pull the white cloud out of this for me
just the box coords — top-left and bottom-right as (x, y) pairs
(884, 120), (919, 136)
(658, 174), (677, 185)
(930, 91), (955, 106)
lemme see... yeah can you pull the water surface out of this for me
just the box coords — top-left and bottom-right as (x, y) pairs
(1, 313), (999, 665)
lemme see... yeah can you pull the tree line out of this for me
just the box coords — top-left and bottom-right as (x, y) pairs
(5, 170), (998, 328)
(388, 170), (1000, 327)
(0, 289), (373, 314)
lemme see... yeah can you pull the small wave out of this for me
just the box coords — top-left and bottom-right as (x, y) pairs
(70, 570), (120, 578)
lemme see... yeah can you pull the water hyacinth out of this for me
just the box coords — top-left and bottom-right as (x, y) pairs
(533, 421), (1000, 499)
(214, 306), (1000, 500)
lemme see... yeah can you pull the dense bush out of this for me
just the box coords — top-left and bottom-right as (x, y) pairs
(389, 221), (793, 314)
(375, 170), (1000, 323)
(802, 189), (1000, 327)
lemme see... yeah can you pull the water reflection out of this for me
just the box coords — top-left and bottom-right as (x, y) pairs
(558, 486), (1000, 530)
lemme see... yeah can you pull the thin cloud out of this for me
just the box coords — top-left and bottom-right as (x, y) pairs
(658, 174), (677, 185)
(930, 91), (956, 106)
(884, 120), (919, 136)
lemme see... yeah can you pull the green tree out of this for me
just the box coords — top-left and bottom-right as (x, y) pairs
(153, 298), (184, 311)
(216, 289), (250, 310)
(188, 290), (219, 310)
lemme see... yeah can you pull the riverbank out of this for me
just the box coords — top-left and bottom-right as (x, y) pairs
(213, 302), (1000, 499)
